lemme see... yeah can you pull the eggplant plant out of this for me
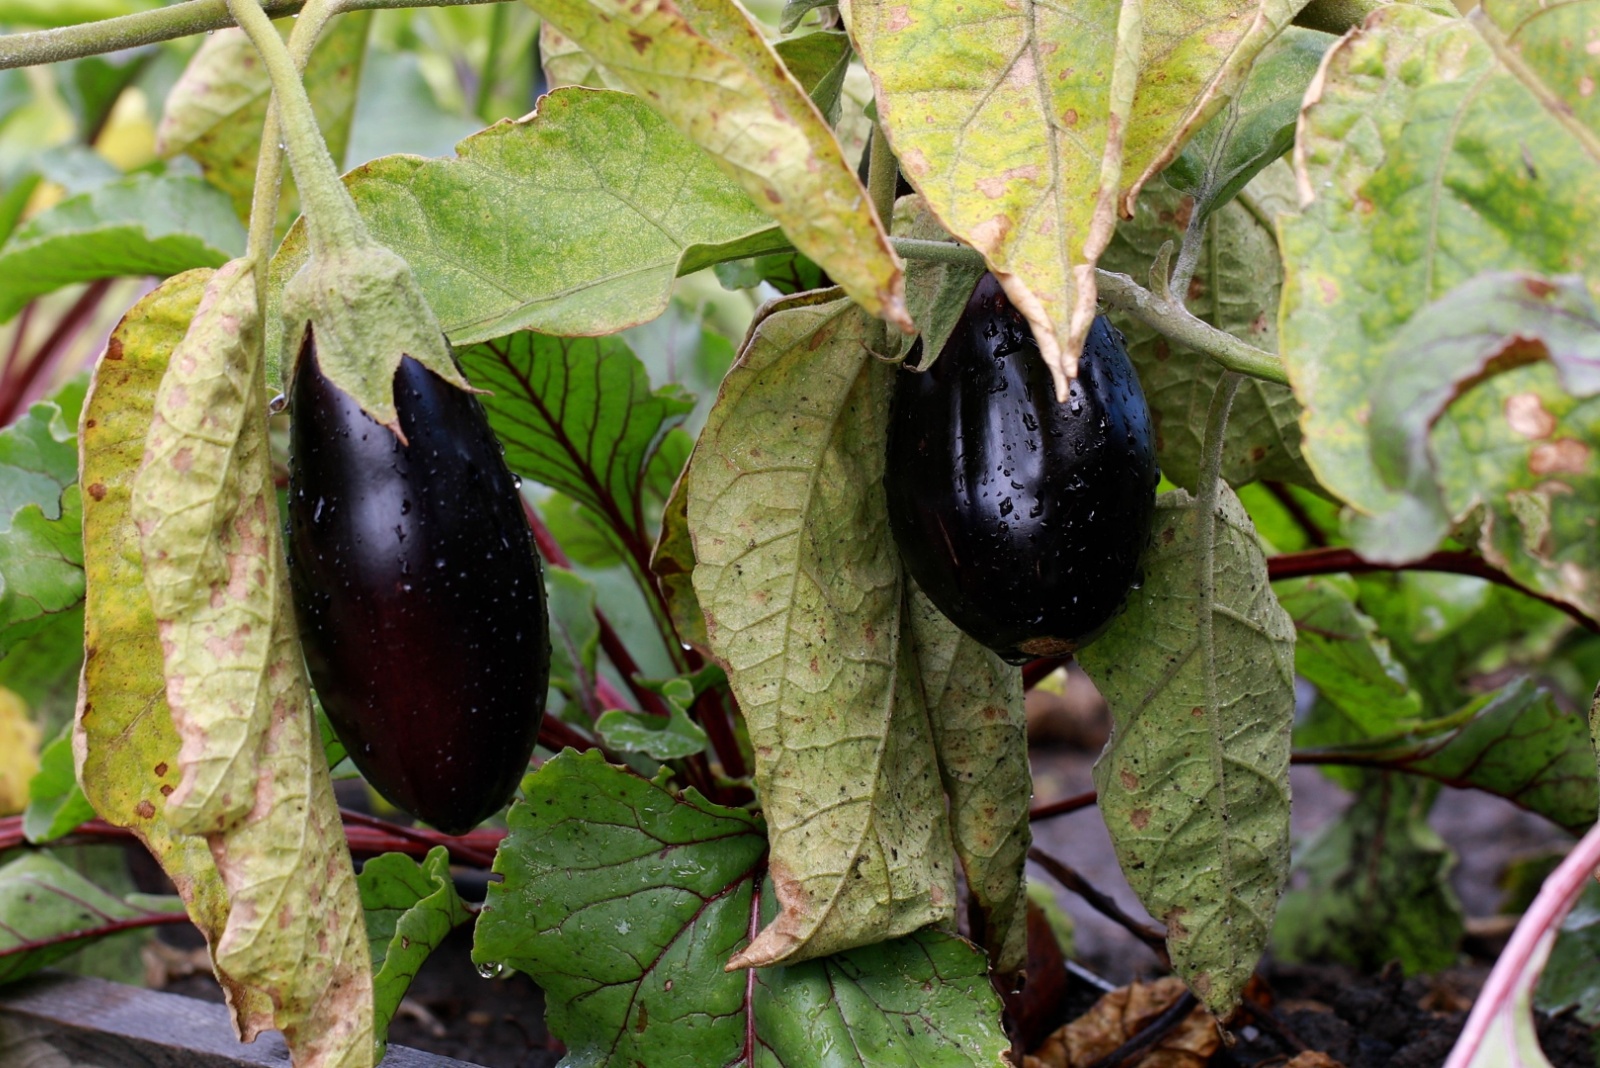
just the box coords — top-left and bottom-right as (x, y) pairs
(0, 2), (1598, 1067)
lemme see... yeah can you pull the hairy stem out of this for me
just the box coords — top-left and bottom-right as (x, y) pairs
(225, 0), (363, 254)
(0, 0), (510, 71)
(890, 238), (1289, 385)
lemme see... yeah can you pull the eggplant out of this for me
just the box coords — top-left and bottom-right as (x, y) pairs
(884, 274), (1159, 664)
(286, 336), (550, 834)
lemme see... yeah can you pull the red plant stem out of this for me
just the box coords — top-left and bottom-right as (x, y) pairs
(694, 686), (747, 781)
(1263, 480), (1329, 548)
(521, 498), (674, 720)
(538, 714), (599, 755)
(0, 911), (191, 960)
(1027, 845), (1169, 966)
(0, 813), (507, 867)
(1028, 790), (1098, 822)
(0, 279), (112, 425)
(1442, 818), (1600, 1068)
(4, 300), (35, 370)
(1268, 547), (1598, 633)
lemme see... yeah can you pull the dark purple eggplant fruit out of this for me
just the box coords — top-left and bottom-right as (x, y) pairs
(287, 336), (550, 835)
(885, 274), (1159, 664)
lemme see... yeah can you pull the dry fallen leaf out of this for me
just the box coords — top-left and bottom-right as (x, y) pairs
(1026, 977), (1220, 1068)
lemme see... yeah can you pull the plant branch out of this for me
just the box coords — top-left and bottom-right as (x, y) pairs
(1083, 991), (1200, 1068)
(1268, 546), (1599, 633)
(1028, 789), (1098, 822)
(889, 238), (1289, 386)
(0, 0), (512, 71)
(1028, 846), (1170, 966)
(1262, 480), (1329, 548)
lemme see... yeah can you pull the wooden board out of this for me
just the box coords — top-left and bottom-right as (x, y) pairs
(0, 972), (485, 1067)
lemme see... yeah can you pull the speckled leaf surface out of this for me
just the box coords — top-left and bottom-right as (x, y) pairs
(687, 292), (955, 968)
(1273, 776), (1463, 974)
(1077, 487), (1295, 1014)
(0, 175), (244, 324)
(129, 258), (373, 1067)
(359, 848), (472, 1050)
(0, 851), (188, 985)
(1280, 5), (1600, 611)
(472, 750), (1008, 1068)
(905, 581), (1030, 975)
(267, 88), (785, 380)
(651, 470), (709, 654)
(1099, 168), (1312, 490)
(843, 0), (1303, 396)
(522, 0), (908, 330)
(74, 271), (251, 1019)
(155, 17), (370, 225)
(457, 329), (692, 552)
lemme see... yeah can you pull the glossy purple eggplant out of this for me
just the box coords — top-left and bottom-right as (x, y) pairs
(884, 274), (1159, 664)
(286, 337), (550, 834)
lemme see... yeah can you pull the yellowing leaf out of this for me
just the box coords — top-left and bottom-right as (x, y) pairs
(0, 687), (40, 815)
(524, 0), (909, 330)
(75, 270), (251, 1018)
(844, 0), (1301, 397)
(687, 292), (955, 968)
(131, 258), (373, 1068)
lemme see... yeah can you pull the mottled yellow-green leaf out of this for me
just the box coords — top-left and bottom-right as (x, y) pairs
(687, 291), (955, 968)
(1099, 168), (1314, 490)
(131, 257), (373, 1068)
(155, 16), (371, 227)
(1280, 3), (1600, 614)
(0, 687), (39, 815)
(650, 472), (709, 654)
(844, 0), (1302, 397)
(73, 269), (251, 1020)
(1077, 486), (1295, 1015)
(905, 581), (1029, 975)
(539, 20), (611, 89)
(524, 0), (909, 331)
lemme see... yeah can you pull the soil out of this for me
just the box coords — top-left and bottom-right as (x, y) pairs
(135, 735), (1593, 1068)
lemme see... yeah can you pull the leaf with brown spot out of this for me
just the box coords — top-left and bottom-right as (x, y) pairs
(130, 258), (373, 1067)
(843, 0), (1303, 398)
(1078, 487), (1294, 1015)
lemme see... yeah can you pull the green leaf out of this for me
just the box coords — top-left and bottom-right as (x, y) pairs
(541, 493), (628, 569)
(472, 750), (1008, 1067)
(539, 22), (611, 91)
(1279, 574), (1423, 790)
(773, 30), (851, 123)
(713, 252), (828, 297)
(1272, 776), (1464, 974)
(128, 258), (374, 1064)
(1280, 4), (1600, 614)
(459, 330), (692, 559)
(1539, 879), (1600, 1026)
(1099, 166), (1314, 490)
(0, 378), (89, 689)
(905, 581), (1030, 974)
(56, 51), (151, 143)
(269, 87), (783, 381)
(545, 566), (601, 720)
(780, 0), (836, 33)
(359, 848), (473, 1051)
(0, 851), (185, 986)
(0, 0), (160, 27)
(1305, 679), (1598, 836)
(1365, 272), (1600, 551)
(650, 471), (709, 653)
(1077, 486), (1295, 1014)
(1164, 27), (1334, 222)
(526, 0), (908, 329)
(156, 17), (372, 226)
(596, 677), (709, 760)
(687, 292), (955, 967)
(0, 175), (245, 323)
(843, 0), (1301, 394)
(890, 195), (987, 369)
(23, 728), (96, 843)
